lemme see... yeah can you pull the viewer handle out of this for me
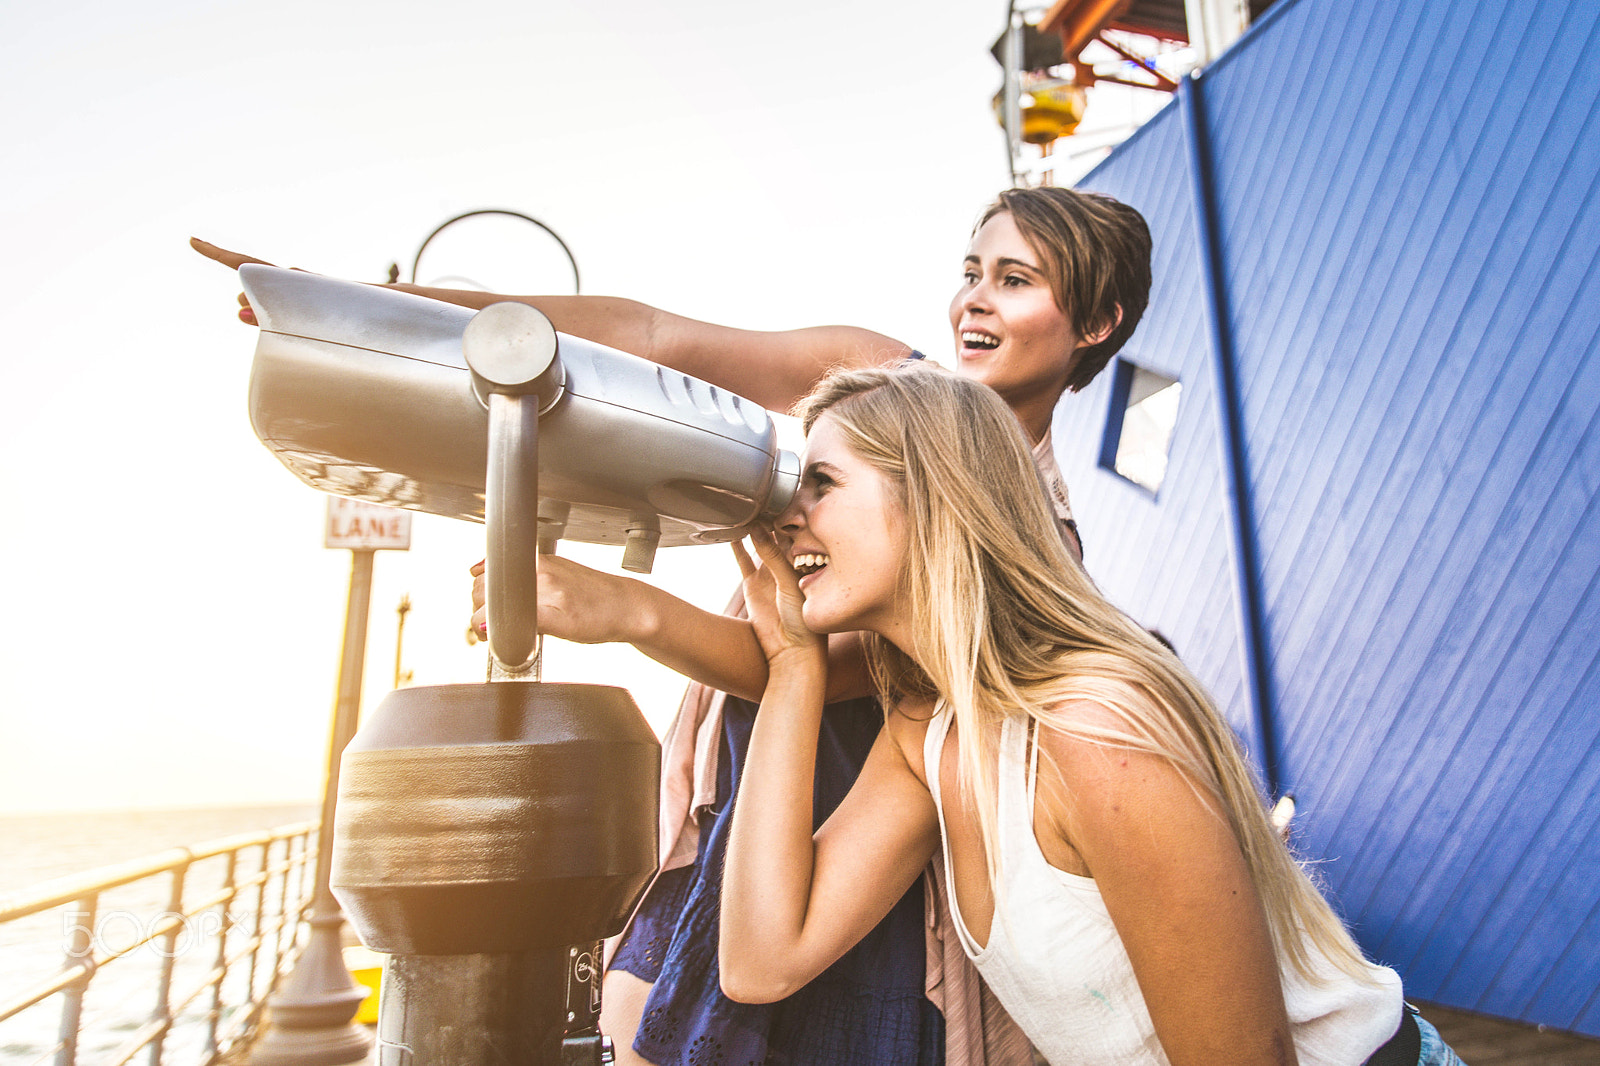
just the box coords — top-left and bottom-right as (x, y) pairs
(463, 302), (564, 675)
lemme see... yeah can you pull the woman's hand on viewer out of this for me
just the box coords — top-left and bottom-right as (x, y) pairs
(731, 529), (825, 674)
(470, 555), (657, 646)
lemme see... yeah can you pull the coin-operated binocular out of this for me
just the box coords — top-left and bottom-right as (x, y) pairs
(240, 265), (799, 1064)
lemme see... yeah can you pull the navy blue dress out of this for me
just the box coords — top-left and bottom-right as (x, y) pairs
(609, 694), (943, 1066)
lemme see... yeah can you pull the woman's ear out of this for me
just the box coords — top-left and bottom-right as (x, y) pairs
(1081, 303), (1124, 349)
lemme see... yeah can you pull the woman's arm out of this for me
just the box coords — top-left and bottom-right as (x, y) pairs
(192, 239), (912, 412)
(1039, 705), (1296, 1066)
(396, 285), (908, 413)
(717, 533), (939, 1002)
(469, 554), (872, 701)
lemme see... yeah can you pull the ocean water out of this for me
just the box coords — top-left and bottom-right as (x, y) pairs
(0, 803), (318, 1066)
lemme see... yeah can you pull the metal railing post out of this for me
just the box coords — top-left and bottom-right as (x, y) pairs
(274, 839), (295, 975)
(55, 893), (97, 1066)
(204, 851), (238, 1060)
(245, 841), (268, 1001)
(147, 861), (189, 1065)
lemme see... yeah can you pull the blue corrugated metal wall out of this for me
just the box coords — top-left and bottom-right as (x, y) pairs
(1053, 0), (1600, 1035)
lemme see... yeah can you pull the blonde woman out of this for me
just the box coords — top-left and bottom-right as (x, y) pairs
(722, 363), (1463, 1066)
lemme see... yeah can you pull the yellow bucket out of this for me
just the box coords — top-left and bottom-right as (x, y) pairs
(344, 945), (385, 1025)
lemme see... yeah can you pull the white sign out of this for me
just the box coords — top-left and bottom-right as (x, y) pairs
(325, 498), (412, 551)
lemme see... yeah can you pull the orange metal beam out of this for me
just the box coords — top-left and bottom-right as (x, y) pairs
(1112, 17), (1189, 43)
(1040, 0), (1136, 57)
(1092, 30), (1179, 91)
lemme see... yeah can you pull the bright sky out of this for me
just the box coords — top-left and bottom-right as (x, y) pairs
(0, 0), (1168, 813)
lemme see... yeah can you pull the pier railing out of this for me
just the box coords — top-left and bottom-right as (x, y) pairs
(0, 821), (316, 1066)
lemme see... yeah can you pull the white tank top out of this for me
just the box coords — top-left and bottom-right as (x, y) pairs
(923, 707), (1404, 1065)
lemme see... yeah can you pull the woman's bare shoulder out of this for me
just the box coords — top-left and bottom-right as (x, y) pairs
(1032, 696), (1222, 860)
(1033, 695), (1150, 761)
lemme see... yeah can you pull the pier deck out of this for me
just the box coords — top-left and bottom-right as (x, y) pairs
(1419, 1003), (1600, 1065)
(322, 1001), (1600, 1065)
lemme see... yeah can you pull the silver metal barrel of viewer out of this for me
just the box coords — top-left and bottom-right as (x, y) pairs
(240, 264), (799, 1064)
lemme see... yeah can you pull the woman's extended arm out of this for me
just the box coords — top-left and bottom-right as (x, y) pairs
(1039, 706), (1296, 1066)
(469, 554), (872, 702)
(191, 239), (912, 412)
(717, 533), (939, 1002)
(396, 285), (908, 413)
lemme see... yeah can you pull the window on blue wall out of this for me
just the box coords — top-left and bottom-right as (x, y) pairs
(1100, 359), (1181, 494)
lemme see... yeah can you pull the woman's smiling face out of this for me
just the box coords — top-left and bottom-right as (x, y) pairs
(777, 414), (910, 645)
(948, 211), (1085, 433)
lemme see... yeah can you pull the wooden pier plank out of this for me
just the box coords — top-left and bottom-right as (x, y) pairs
(1419, 1002), (1600, 1066)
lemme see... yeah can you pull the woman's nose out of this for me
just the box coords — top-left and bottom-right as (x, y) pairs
(775, 493), (806, 534)
(959, 279), (991, 313)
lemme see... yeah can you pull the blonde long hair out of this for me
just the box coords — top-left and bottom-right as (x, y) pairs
(795, 362), (1382, 984)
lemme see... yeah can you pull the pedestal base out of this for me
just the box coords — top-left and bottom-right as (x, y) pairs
(249, 912), (372, 1066)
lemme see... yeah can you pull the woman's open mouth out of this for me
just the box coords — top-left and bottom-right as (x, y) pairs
(960, 330), (1000, 351)
(792, 552), (830, 580)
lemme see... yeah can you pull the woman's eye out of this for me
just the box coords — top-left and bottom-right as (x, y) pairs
(1004, 274), (1028, 287)
(801, 469), (834, 496)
